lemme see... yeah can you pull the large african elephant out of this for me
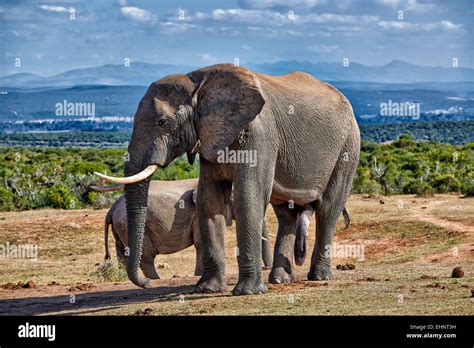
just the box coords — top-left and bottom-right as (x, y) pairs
(95, 64), (360, 296)
(98, 179), (273, 278)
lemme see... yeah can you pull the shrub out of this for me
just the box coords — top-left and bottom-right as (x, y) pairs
(432, 174), (462, 193)
(403, 180), (435, 196)
(90, 260), (128, 282)
(461, 179), (474, 197)
(47, 184), (77, 209)
(0, 187), (15, 211)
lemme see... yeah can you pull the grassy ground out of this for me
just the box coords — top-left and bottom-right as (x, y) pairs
(0, 194), (472, 315)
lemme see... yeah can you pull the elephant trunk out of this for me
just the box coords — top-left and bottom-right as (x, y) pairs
(294, 207), (314, 266)
(124, 179), (151, 288)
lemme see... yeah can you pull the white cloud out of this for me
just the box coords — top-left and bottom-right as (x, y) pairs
(298, 13), (378, 24)
(120, 6), (154, 22)
(378, 20), (462, 31)
(204, 9), (378, 26)
(441, 20), (461, 30)
(160, 22), (196, 32)
(238, 0), (326, 9)
(211, 9), (288, 24)
(198, 53), (218, 63)
(378, 0), (437, 12)
(404, 0), (437, 12)
(39, 5), (75, 13)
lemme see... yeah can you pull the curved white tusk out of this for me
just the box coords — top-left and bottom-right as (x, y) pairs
(94, 165), (158, 184)
(90, 184), (125, 192)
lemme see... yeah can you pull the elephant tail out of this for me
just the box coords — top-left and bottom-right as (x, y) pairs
(104, 207), (114, 261)
(342, 207), (350, 229)
(294, 205), (314, 266)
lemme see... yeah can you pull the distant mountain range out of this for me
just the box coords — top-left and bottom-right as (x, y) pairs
(0, 60), (472, 88)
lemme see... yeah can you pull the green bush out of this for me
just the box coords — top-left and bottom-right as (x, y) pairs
(47, 184), (77, 209)
(403, 180), (435, 196)
(432, 174), (462, 193)
(0, 186), (16, 211)
(0, 137), (472, 211)
(461, 179), (474, 197)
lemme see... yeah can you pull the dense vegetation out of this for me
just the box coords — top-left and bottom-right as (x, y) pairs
(0, 135), (472, 211)
(1, 120), (473, 147)
(0, 148), (198, 211)
(359, 120), (474, 145)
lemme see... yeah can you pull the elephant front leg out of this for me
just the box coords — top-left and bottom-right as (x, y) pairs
(232, 177), (273, 295)
(269, 204), (298, 284)
(194, 168), (231, 293)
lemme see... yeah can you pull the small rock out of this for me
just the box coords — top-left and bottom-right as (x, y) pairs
(420, 275), (437, 280)
(134, 308), (153, 316)
(68, 283), (95, 292)
(379, 199), (385, 205)
(22, 281), (35, 289)
(336, 263), (356, 271)
(451, 267), (464, 278)
(426, 282), (447, 289)
(67, 222), (82, 229)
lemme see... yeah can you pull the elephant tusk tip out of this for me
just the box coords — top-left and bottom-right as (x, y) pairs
(93, 165), (158, 184)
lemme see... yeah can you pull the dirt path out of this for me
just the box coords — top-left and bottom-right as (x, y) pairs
(407, 199), (474, 264)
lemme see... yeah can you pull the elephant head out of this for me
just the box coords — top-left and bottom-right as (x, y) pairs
(95, 64), (265, 288)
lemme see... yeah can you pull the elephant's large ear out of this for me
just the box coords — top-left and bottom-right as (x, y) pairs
(190, 65), (265, 162)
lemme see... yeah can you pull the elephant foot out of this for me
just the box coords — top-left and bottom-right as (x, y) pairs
(232, 275), (268, 296)
(269, 266), (295, 284)
(194, 273), (227, 294)
(307, 263), (332, 281)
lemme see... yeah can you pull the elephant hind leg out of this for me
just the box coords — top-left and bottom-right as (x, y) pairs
(308, 151), (357, 281)
(269, 203), (298, 284)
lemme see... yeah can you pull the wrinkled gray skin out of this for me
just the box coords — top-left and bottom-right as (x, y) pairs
(104, 179), (273, 278)
(123, 64), (360, 295)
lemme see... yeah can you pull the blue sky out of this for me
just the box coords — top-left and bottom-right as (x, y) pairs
(0, 0), (472, 76)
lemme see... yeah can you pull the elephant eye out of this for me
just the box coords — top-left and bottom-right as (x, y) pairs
(156, 119), (167, 127)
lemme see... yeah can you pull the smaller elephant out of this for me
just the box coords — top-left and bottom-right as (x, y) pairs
(101, 179), (273, 279)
